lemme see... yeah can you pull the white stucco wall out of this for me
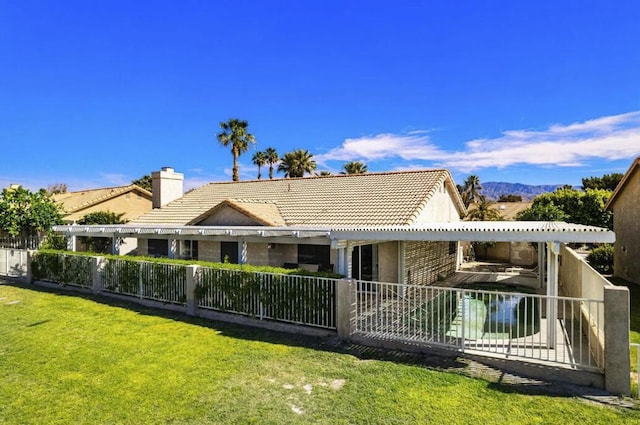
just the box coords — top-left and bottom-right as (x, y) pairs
(413, 183), (462, 223)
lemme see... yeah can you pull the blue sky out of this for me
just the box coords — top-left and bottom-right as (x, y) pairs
(2, 1), (639, 192)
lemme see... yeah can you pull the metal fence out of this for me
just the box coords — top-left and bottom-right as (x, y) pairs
(0, 236), (40, 250)
(197, 267), (337, 330)
(100, 258), (187, 305)
(0, 248), (29, 278)
(31, 252), (93, 288)
(354, 280), (604, 369)
(632, 343), (640, 398)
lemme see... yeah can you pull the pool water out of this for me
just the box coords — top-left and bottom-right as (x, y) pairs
(410, 284), (540, 340)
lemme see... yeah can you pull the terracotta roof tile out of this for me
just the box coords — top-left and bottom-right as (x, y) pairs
(133, 169), (464, 226)
(52, 185), (152, 213)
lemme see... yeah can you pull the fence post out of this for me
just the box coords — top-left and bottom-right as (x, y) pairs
(604, 285), (631, 395)
(92, 256), (103, 294)
(185, 265), (199, 316)
(24, 250), (34, 283)
(336, 278), (356, 338)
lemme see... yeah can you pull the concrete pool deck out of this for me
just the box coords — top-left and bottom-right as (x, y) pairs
(444, 262), (541, 292)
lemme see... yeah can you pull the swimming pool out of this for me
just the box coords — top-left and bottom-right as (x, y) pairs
(411, 283), (541, 341)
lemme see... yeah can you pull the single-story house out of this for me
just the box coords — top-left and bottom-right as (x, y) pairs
(127, 167), (467, 284)
(605, 156), (640, 285)
(53, 184), (153, 223)
(55, 167), (614, 291)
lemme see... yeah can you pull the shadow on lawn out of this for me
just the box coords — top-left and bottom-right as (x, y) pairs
(3, 277), (637, 405)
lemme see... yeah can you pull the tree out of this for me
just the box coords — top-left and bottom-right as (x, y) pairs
(582, 173), (624, 191)
(466, 198), (502, 221)
(216, 118), (256, 182)
(277, 149), (317, 178)
(132, 175), (152, 192)
(77, 211), (126, 253)
(515, 187), (612, 228)
(77, 211), (126, 225)
(265, 147), (279, 179)
(497, 194), (522, 202)
(0, 186), (63, 237)
(341, 161), (368, 174)
(47, 183), (68, 194)
(252, 151), (267, 179)
(516, 202), (568, 221)
(458, 175), (483, 208)
(317, 171), (332, 176)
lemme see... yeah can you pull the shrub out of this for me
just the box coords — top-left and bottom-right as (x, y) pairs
(586, 244), (614, 275)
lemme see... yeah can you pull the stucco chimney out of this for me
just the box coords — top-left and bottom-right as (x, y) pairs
(151, 167), (184, 208)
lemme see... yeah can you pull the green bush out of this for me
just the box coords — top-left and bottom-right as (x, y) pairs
(586, 244), (614, 275)
(36, 249), (343, 279)
(31, 251), (93, 287)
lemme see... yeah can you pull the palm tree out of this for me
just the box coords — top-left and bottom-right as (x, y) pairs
(461, 175), (483, 208)
(265, 147), (279, 179)
(277, 149), (317, 178)
(216, 118), (256, 182)
(466, 197), (502, 221)
(316, 170), (332, 176)
(252, 151), (267, 179)
(341, 161), (368, 174)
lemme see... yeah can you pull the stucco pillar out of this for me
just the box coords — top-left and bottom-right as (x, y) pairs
(25, 250), (34, 283)
(336, 278), (356, 338)
(185, 265), (199, 316)
(604, 286), (631, 395)
(91, 256), (104, 293)
(546, 241), (559, 347)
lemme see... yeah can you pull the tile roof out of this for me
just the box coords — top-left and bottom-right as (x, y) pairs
(466, 201), (532, 221)
(187, 199), (286, 226)
(133, 169), (465, 226)
(52, 185), (152, 213)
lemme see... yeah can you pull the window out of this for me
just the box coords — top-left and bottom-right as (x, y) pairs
(297, 244), (330, 266)
(180, 240), (199, 260)
(449, 241), (457, 255)
(221, 241), (238, 264)
(352, 244), (378, 281)
(148, 239), (168, 257)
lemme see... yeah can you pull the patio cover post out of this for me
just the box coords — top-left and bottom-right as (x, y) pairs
(240, 240), (247, 264)
(546, 241), (560, 347)
(112, 236), (121, 255)
(537, 242), (545, 289)
(336, 247), (346, 276)
(66, 234), (76, 252)
(168, 239), (177, 259)
(344, 242), (353, 278)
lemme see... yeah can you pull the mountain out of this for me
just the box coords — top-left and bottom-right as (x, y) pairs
(481, 182), (565, 201)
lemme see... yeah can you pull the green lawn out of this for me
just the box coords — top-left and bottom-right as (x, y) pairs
(1, 283), (639, 424)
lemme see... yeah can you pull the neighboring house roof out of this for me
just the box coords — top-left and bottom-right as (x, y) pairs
(133, 169), (466, 226)
(466, 201), (532, 221)
(53, 184), (153, 222)
(604, 157), (640, 211)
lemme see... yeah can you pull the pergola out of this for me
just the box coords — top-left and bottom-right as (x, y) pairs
(54, 220), (615, 347)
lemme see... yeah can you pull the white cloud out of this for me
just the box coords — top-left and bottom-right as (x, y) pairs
(315, 132), (448, 165)
(318, 111), (640, 172)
